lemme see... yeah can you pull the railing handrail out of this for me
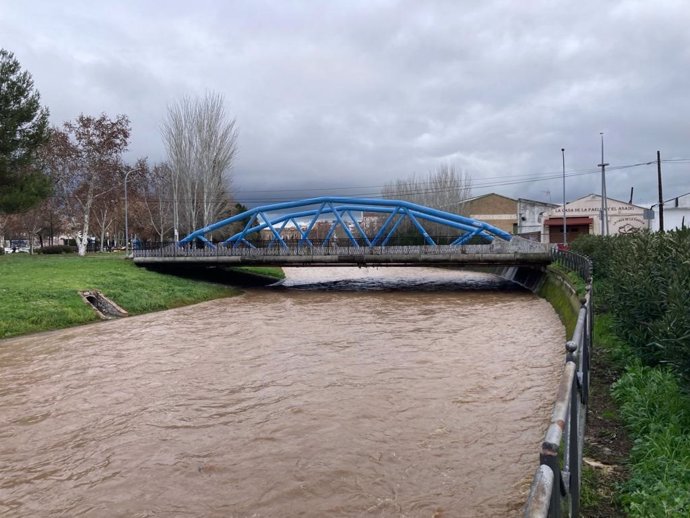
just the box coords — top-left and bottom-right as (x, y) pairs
(525, 465), (555, 517)
(131, 238), (552, 260)
(525, 250), (593, 517)
(550, 248), (593, 282)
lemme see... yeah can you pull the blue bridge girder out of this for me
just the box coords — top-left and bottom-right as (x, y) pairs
(178, 196), (513, 249)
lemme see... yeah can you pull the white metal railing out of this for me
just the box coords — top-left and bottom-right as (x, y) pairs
(524, 251), (592, 517)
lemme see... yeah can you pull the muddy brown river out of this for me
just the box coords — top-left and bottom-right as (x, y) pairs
(0, 267), (564, 517)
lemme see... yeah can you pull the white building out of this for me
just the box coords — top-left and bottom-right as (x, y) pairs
(542, 194), (653, 244)
(517, 198), (558, 241)
(652, 192), (690, 231)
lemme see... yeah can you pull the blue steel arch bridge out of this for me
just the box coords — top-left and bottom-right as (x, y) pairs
(132, 196), (552, 267)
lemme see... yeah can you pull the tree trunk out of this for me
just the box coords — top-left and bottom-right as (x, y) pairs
(77, 199), (92, 256)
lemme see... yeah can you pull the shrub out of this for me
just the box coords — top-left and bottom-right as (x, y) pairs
(570, 233), (617, 279)
(38, 245), (77, 254)
(587, 229), (690, 515)
(576, 229), (690, 379)
(606, 229), (690, 376)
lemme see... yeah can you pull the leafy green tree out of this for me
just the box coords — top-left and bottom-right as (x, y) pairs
(0, 49), (51, 213)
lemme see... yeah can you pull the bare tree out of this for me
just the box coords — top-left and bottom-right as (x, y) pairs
(143, 161), (174, 244)
(7, 203), (42, 253)
(382, 163), (472, 213)
(161, 92), (237, 237)
(44, 114), (130, 256)
(382, 163), (473, 241)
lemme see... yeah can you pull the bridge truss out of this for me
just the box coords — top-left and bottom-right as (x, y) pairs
(179, 196), (513, 249)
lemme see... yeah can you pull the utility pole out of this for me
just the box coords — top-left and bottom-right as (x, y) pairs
(657, 150), (664, 232)
(598, 133), (610, 236)
(562, 148), (567, 246)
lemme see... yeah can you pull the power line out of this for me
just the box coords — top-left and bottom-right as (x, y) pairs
(35, 157), (688, 206)
(232, 162), (659, 204)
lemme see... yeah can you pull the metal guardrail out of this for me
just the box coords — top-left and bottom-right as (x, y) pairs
(132, 237), (551, 259)
(550, 248), (593, 281)
(524, 250), (593, 517)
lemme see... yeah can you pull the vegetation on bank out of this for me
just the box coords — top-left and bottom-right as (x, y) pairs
(0, 254), (240, 339)
(538, 267), (580, 337)
(571, 230), (690, 516)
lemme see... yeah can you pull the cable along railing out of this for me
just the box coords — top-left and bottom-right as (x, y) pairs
(524, 250), (593, 518)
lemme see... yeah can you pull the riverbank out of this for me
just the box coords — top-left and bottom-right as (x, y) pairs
(536, 262), (631, 517)
(0, 254), (283, 339)
(580, 314), (631, 517)
(572, 231), (690, 516)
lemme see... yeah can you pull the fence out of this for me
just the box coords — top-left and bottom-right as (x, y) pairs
(550, 248), (592, 281)
(524, 250), (593, 517)
(132, 236), (551, 260)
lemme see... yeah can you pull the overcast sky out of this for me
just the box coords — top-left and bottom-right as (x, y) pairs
(2, 0), (689, 207)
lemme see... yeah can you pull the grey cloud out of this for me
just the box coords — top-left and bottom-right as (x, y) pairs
(1, 0), (689, 207)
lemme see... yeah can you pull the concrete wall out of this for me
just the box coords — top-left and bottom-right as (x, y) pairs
(517, 198), (557, 241)
(493, 265), (547, 292)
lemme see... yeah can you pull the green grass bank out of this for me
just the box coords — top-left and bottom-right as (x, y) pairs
(537, 265), (581, 338)
(595, 313), (690, 516)
(0, 254), (246, 339)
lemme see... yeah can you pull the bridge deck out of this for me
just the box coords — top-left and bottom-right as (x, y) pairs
(133, 242), (553, 267)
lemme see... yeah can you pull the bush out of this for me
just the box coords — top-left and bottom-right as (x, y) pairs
(570, 233), (616, 279)
(585, 229), (690, 515)
(574, 229), (690, 378)
(606, 229), (690, 375)
(38, 245), (77, 254)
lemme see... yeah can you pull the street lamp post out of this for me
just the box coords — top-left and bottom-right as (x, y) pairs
(562, 148), (567, 246)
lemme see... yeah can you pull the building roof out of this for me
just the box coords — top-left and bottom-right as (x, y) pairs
(518, 197), (558, 207)
(569, 193), (648, 211)
(464, 192), (517, 203)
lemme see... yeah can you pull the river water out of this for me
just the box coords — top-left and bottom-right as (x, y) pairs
(0, 267), (564, 517)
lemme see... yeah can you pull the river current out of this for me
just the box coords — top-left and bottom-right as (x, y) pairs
(0, 267), (564, 517)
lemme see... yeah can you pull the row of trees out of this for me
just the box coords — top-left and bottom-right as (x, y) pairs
(2, 48), (476, 255)
(381, 163), (472, 214)
(1, 49), (239, 255)
(379, 163), (473, 242)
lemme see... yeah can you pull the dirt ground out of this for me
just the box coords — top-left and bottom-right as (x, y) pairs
(580, 344), (632, 517)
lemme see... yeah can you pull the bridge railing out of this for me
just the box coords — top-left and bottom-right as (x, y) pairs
(132, 236), (550, 259)
(525, 250), (592, 518)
